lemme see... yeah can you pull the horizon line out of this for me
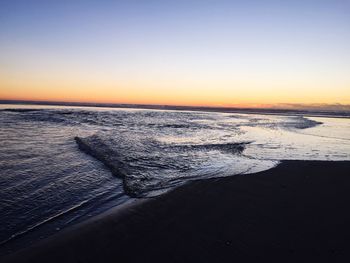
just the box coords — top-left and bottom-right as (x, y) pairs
(1, 99), (350, 118)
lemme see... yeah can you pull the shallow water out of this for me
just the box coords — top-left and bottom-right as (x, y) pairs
(0, 104), (349, 254)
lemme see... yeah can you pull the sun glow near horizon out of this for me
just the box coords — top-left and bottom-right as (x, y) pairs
(1, 1), (349, 108)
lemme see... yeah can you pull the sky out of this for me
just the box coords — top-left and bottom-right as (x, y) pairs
(1, 0), (349, 107)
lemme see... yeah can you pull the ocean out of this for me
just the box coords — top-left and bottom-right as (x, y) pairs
(0, 104), (349, 255)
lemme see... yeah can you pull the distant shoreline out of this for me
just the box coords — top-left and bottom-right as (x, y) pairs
(1, 100), (350, 119)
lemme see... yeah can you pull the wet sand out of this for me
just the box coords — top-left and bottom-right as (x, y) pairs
(4, 160), (350, 263)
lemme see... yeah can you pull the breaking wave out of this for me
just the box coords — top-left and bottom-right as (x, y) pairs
(75, 134), (257, 197)
(244, 116), (322, 130)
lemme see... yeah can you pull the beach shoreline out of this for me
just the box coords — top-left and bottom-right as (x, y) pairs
(3, 160), (350, 263)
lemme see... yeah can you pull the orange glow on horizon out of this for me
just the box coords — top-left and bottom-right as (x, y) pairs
(1, 89), (350, 109)
(1, 65), (350, 108)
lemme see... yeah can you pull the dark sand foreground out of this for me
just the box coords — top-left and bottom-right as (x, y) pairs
(4, 160), (350, 263)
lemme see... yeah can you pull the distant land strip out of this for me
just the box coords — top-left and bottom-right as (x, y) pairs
(0, 100), (349, 118)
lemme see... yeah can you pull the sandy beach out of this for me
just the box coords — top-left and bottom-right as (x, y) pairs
(2, 160), (350, 263)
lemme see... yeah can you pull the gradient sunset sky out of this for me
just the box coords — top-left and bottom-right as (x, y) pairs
(1, 0), (349, 107)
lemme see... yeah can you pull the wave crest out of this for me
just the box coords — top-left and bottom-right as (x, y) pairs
(74, 134), (250, 197)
